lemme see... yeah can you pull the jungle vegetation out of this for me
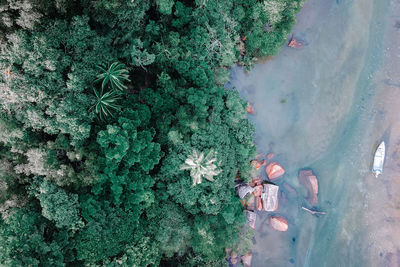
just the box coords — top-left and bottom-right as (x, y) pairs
(0, 0), (303, 265)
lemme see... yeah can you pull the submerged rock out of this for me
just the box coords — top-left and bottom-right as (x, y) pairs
(266, 153), (275, 160)
(266, 162), (285, 180)
(261, 184), (279, 211)
(270, 216), (289, 232)
(298, 169), (319, 205)
(282, 182), (298, 198)
(242, 252), (253, 267)
(245, 210), (257, 229)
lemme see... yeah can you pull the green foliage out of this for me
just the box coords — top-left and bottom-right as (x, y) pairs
(95, 62), (130, 92)
(156, 202), (191, 257)
(31, 178), (83, 231)
(92, 88), (122, 120)
(0, 0), (302, 265)
(74, 202), (137, 263)
(180, 149), (222, 186)
(0, 208), (69, 266)
(156, 0), (175, 15)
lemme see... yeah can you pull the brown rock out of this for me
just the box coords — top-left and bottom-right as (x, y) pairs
(242, 252), (253, 267)
(256, 196), (263, 211)
(252, 185), (263, 197)
(250, 159), (265, 170)
(249, 177), (262, 187)
(246, 102), (255, 114)
(270, 216), (288, 232)
(298, 169), (319, 205)
(288, 37), (302, 48)
(266, 162), (285, 180)
(261, 184), (279, 211)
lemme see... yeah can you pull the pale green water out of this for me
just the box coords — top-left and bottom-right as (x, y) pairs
(228, 0), (400, 266)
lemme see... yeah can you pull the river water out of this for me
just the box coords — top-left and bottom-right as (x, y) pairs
(228, 0), (400, 266)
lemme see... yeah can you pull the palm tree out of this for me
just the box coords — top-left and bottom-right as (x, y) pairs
(91, 88), (121, 120)
(180, 149), (221, 186)
(95, 62), (130, 92)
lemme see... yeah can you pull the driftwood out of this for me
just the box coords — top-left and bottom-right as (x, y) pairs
(301, 206), (327, 215)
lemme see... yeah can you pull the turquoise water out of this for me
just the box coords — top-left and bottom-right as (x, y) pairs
(228, 0), (400, 266)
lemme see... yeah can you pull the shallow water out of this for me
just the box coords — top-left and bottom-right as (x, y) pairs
(228, 0), (400, 266)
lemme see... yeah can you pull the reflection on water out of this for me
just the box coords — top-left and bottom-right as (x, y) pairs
(228, 0), (400, 266)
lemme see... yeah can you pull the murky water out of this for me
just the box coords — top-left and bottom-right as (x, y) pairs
(228, 0), (400, 266)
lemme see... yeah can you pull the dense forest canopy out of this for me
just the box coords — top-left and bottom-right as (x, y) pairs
(0, 0), (303, 265)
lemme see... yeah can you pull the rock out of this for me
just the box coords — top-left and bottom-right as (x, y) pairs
(249, 177), (262, 187)
(298, 170), (319, 205)
(245, 210), (256, 229)
(242, 252), (253, 267)
(235, 183), (255, 199)
(270, 216), (289, 232)
(288, 36), (302, 48)
(256, 196), (263, 211)
(246, 102), (255, 114)
(256, 153), (265, 159)
(261, 184), (279, 211)
(266, 153), (274, 160)
(266, 162), (285, 180)
(252, 185), (263, 197)
(230, 252), (239, 265)
(250, 159), (266, 170)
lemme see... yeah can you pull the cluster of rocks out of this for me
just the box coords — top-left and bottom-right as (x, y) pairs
(226, 250), (252, 267)
(229, 154), (288, 266)
(230, 101), (322, 265)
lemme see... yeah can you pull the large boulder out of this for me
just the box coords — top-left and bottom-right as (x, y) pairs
(261, 184), (279, 211)
(270, 216), (288, 232)
(266, 162), (285, 180)
(298, 169), (319, 205)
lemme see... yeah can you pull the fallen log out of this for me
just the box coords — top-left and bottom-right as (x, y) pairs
(301, 206), (327, 215)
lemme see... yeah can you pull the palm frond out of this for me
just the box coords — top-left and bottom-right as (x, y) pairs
(180, 149), (221, 186)
(91, 88), (122, 120)
(95, 62), (130, 91)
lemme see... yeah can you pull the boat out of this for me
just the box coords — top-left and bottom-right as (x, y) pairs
(372, 141), (385, 177)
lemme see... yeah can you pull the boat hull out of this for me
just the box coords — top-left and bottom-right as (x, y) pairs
(372, 141), (385, 177)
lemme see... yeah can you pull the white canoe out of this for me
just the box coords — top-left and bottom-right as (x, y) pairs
(372, 141), (385, 177)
